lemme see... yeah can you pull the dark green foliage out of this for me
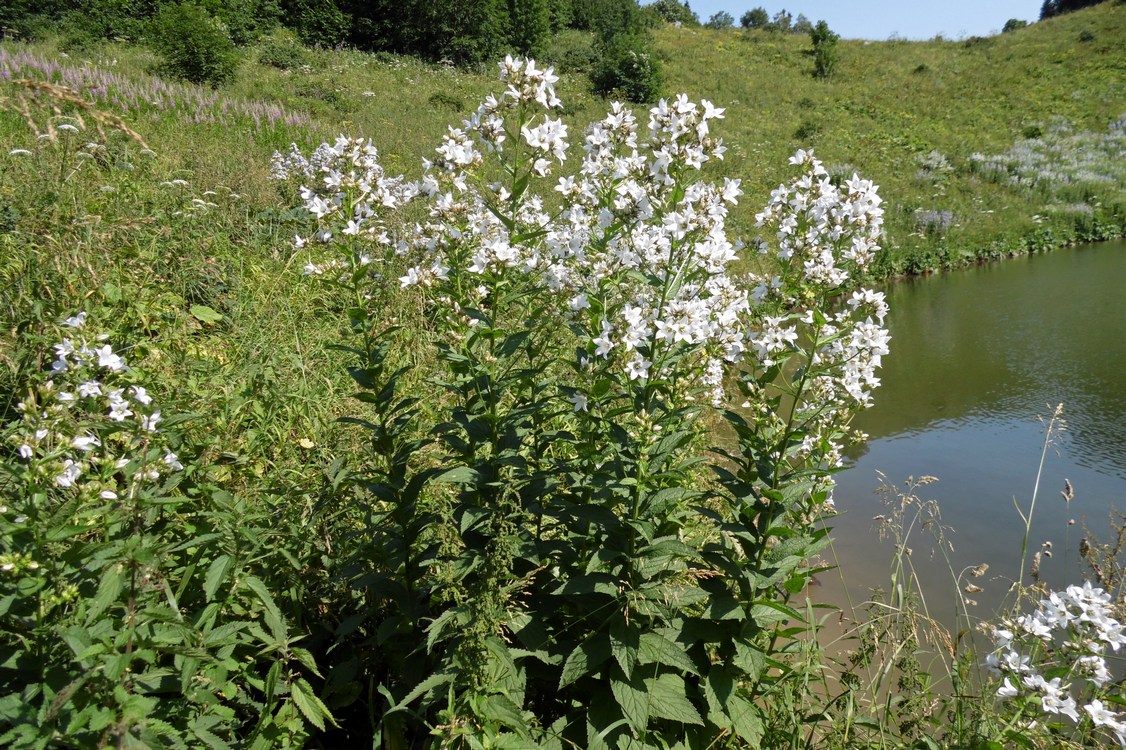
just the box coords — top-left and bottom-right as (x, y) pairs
(810, 19), (839, 79)
(287, 0), (349, 47)
(1041, 0), (1109, 18)
(705, 10), (734, 29)
(148, 2), (240, 86)
(508, 0), (552, 56)
(544, 27), (599, 71)
(592, 32), (662, 102)
(201, 0), (280, 44)
(793, 12), (812, 34)
(1003, 17), (1030, 32)
(741, 7), (769, 28)
(257, 34), (307, 68)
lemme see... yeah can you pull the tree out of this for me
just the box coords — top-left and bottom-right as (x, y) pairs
(810, 19), (838, 79)
(771, 8), (791, 32)
(740, 7), (768, 28)
(705, 10), (733, 29)
(793, 12), (812, 34)
(508, 0), (551, 55)
(1040, 0), (1106, 18)
(646, 0), (697, 25)
(1002, 18), (1029, 32)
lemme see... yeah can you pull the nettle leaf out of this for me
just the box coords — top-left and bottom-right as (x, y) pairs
(241, 575), (287, 644)
(610, 670), (648, 733)
(477, 694), (531, 738)
(638, 632), (698, 676)
(610, 617), (640, 677)
(559, 635), (611, 688)
(204, 554), (232, 602)
(85, 564), (125, 623)
(644, 673), (703, 726)
(291, 677), (335, 731)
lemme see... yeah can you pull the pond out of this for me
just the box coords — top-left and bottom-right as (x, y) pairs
(821, 239), (1126, 629)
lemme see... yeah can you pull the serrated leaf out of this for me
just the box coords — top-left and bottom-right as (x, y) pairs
(388, 671), (455, 712)
(559, 635), (611, 688)
(610, 671), (648, 733)
(477, 694), (530, 736)
(241, 575), (286, 644)
(189, 304), (223, 324)
(645, 673), (703, 726)
(638, 632), (698, 676)
(204, 555), (232, 603)
(86, 564), (124, 623)
(610, 618), (639, 677)
(290, 678), (334, 731)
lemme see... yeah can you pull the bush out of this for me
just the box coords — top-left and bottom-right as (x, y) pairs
(810, 19), (839, 79)
(543, 27), (598, 72)
(288, 0), (349, 48)
(1002, 18), (1029, 32)
(592, 33), (661, 103)
(741, 7), (769, 29)
(148, 2), (240, 86)
(258, 34), (307, 69)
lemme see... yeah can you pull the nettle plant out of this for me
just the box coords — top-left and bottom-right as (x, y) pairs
(277, 57), (888, 747)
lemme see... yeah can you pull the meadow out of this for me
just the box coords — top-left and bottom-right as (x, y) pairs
(1, 3), (1125, 748)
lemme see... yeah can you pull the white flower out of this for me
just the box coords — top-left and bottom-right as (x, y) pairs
(163, 452), (184, 471)
(56, 459), (82, 488)
(140, 411), (162, 432)
(62, 312), (87, 328)
(71, 434), (100, 451)
(567, 392), (589, 412)
(94, 345), (127, 371)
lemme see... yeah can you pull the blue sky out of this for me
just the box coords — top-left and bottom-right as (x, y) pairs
(659, 1), (1047, 40)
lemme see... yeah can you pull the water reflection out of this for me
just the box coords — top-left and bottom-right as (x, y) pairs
(824, 241), (1126, 627)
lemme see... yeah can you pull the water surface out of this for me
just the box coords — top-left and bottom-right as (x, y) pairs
(822, 240), (1126, 628)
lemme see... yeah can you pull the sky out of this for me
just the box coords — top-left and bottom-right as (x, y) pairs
(664, 1), (1048, 40)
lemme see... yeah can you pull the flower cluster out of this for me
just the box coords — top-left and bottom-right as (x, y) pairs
(9, 313), (182, 509)
(970, 115), (1126, 199)
(272, 136), (419, 278)
(986, 582), (1126, 745)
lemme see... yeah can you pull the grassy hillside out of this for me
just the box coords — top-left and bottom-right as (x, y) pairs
(655, 2), (1126, 271)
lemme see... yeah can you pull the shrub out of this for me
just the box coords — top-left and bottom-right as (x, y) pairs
(810, 19), (839, 79)
(148, 2), (240, 86)
(543, 27), (598, 72)
(592, 33), (662, 103)
(258, 34), (307, 69)
(288, 0), (349, 48)
(1003, 18), (1030, 32)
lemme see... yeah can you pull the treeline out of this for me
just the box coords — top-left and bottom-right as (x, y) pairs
(1040, 0), (1115, 19)
(0, 0), (670, 100)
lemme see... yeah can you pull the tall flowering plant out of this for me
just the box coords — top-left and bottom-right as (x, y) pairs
(277, 56), (889, 747)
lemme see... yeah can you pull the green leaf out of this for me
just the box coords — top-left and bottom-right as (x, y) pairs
(190, 304), (224, 324)
(610, 618), (640, 678)
(433, 466), (480, 485)
(477, 694), (530, 737)
(610, 671), (648, 733)
(86, 564), (124, 623)
(560, 635), (611, 688)
(638, 632), (698, 676)
(290, 677), (334, 731)
(645, 673), (703, 726)
(204, 555), (232, 603)
(242, 575), (287, 644)
(388, 671), (455, 712)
